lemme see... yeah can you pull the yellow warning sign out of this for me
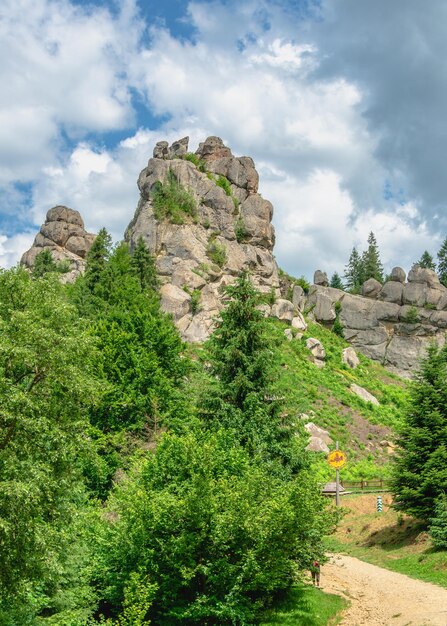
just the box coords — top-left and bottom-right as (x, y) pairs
(327, 450), (347, 469)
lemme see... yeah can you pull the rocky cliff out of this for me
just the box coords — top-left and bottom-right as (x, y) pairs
(21, 205), (95, 282)
(20, 137), (447, 377)
(125, 136), (281, 341)
(305, 266), (447, 377)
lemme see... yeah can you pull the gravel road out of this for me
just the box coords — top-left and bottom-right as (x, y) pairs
(322, 554), (447, 625)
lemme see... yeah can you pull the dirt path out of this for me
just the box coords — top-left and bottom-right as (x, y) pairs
(322, 554), (447, 625)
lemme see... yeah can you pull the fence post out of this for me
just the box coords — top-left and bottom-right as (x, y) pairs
(377, 495), (383, 512)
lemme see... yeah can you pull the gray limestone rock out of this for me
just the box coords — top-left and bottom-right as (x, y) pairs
(284, 328), (293, 341)
(292, 284), (305, 309)
(379, 281), (403, 304)
(362, 277), (382, 299)
(408, 265), (440, 288)
(168, 136), (189, 158)
(153, 141), (169, 159)
(20, 206), (95, 281)
(403, 282), (426, 307)
(314, 293), (336, 322)
(350, 384), (380, 405)
(342, 347), (360, 368)
(390, 266), (406, 283)
(306, 337), (326, 361)
(314, 270), (329, 286)
(160, 283), (191, 321)
(271, 299), (295, 322)
(304, 422), (333, 446)
(291, 313), (307, 331)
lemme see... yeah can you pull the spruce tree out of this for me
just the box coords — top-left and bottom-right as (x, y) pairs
(417, 250), (436, 270)
(84, 227), (112, 291)
(344, 247), (364, 292)
(437, 237), (447, 287)
(32, 249), (58, 277)
(130, 237), (158, 291)
(392, 343), (447, 522)
(362, 231), (384, 283)
(330, 272), (344, 290)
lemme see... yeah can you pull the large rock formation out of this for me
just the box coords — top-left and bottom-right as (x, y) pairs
(305, 266), (447, 377)
(21, 206), (95, 282)
(125, 136), (281, 341)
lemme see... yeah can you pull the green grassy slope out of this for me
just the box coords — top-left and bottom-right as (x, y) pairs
(189, 316), (408, 482)
(260, 585), (347, 625)
(268, 319), (408, 481)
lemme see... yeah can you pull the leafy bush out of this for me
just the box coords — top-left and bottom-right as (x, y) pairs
(295, 276), (311, 293)
(402, 305), (420, 324)
(151, 169), (197, 224)
(182, 152), (206, 172)
(206, 235), (227, 267)
(234, 216), (248, 243)
(32, 248), (70, 277)
(216, 174), (232, 196)
(97, 431), (330, 625)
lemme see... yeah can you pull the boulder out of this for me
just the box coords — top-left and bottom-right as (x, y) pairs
(379, 281), (403, 304)
(437, 292), (447, 311)
(306, 436), (330, 453)
(291, 312), (307, 331)
(342, 347), (360, 368)
(390, 266), (406, 283)
(403, 282), (426, 307)
(153, 141), (169, 159)
(304, 422), (333, 445)
(284, 328), (293, 341)
(314, 270), (329, 286)
(292, 284), (305, 310)
(20, 205), (95, 281)
(160, 284), (191, 321)
(314, 293), (336, 322)
(350, 383), (380, 405)
(407, 265), (440, 288)
(168, 136), (189, 158)
(271, 299), (295, 322)
(306, 337), (326, 361)
(362, 277), (382, 299)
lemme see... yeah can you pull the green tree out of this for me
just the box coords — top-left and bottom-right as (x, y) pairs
(362, 231), (384, 283)
(130, 237), (158, 291)
(437, 238), (447, 287)
(32, 248), (70, 278)
(392, 343), (447, 522)
(203, 273), (302, 469)
(429, 495), (447, 549)
(96, 431), (330, 625)
(84, 227), (112, 292)
(0, 268), (99, 622)
(344, 247), (364, 292)
(417, 250), (436, 270)
(330, 272), (344, 290)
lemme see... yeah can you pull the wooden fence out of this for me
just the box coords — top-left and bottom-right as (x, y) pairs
(340, 479), (390, 492)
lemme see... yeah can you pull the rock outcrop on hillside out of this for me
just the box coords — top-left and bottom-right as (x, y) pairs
(125, 136), (281, 341)
(21, 206), (95, 282)
(305, 266), (447, 377)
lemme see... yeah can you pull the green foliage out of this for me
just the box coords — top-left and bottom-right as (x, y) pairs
(96, 430), (331, 625)
(101, 572), (157, 626)
(332, 315), (344, 338)
(216, 174), (232, 196)
(202, 216), (210, 229)
(85, 227), (113, 292)
(437, 237), (447, 287)
(130, 237), (158, 291)
(295, 276), (310, 293)
(234, 216), (248, 243)
(329, 272), (344, 290)
(417, 250), (436, 270)
(0, 268), (99, 620)
(362, 231), (384, 283)
(182, 152), (206, 173)
(206, 235), (227, 267)
(32, 248), (70, 277)
(151, 169), (197, 224)
(429, 495), (447, 549)
(392, 343), (447, 522)
(402, 305), (420, 324)
(344, 247), (364, 292)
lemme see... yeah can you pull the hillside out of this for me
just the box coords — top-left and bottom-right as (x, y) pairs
(190, 315), (408, 481)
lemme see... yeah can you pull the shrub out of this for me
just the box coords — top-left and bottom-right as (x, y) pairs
(332, 315), (344, 337)
(234, 216), (248, 243)
(295, 276), (311, 293)
(216, 174), (232, 196)
(191, 289), (201, 315)
(206, 235), (227, 268)
(402, 305), (420, 324)
(151, 169), (197, 224)
(182, 152), (206, 173)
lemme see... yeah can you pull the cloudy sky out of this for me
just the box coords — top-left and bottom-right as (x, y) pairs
(1, 0), (446, 278)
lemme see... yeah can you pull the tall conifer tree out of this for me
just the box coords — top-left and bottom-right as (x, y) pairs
(417, 250), (436, 270)
(437, 237), (447, 286)
(344, 247), (364, 292)
(362, 231), (384, 283)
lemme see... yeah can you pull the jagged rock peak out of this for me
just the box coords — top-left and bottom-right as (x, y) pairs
(21, 205), (95, 282)
(125, 136), (280, 342)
